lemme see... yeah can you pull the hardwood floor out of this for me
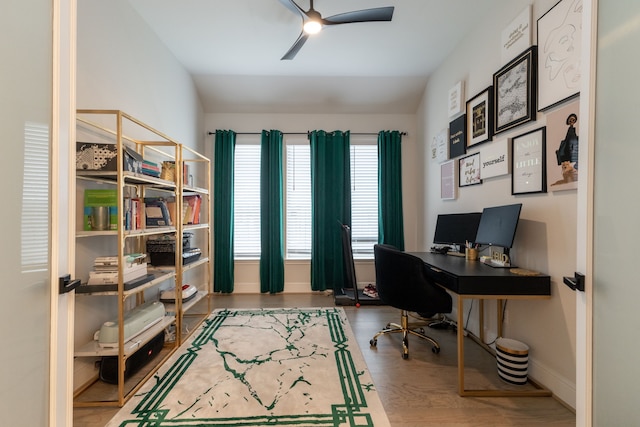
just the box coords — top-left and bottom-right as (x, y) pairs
(73, 293), (575, 426)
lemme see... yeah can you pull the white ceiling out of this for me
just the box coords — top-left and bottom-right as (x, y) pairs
(128, 0), (504, 114)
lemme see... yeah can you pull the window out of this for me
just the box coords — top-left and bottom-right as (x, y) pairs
(350, 142), (378, 257)
(233, 139), (261, 258)
(234, 136), (379, 260)
(285, 141), (311, 259)
(285, 137), (378, 259)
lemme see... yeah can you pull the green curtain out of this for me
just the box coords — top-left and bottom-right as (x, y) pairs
(260, 130), (285, 294)
(378, 130), (405, 250)
(309, 130), (351, 291)
(213, 130), (236, 293)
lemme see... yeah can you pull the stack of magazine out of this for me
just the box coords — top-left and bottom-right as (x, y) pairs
(88, 254), (149, 285)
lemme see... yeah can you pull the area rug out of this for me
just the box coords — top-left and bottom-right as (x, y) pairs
(106, 307), (390, 427)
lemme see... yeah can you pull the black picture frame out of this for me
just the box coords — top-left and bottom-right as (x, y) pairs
(459, 152), (482, 187)
(466, 86), (493, 148)
(493, 46), (537, 135)
(448, 114), (467, 159)
(511, 126), (547, 195)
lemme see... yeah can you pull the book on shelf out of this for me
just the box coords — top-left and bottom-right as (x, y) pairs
(165, 195), (201, 225)
(144, 197), (172, 227)
(83, 189), (118, 231)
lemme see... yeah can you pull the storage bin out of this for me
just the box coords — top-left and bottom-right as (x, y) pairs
(496, 337), (529, 385)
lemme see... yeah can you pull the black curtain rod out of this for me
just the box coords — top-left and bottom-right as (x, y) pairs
(207, 131), (407, 136)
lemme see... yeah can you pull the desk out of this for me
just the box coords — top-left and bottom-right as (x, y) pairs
(411, 252), (552, 397)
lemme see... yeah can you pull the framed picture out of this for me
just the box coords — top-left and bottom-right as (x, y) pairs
(546, 98), (579, 191)
(449, 114), (466, 159)
(501, 6), (531, 64)
(511, 127), (547, 195)
(466, 86), (493, 148)
(459, 152), (482, 187)
(493, 46), (537, 134)
(537, 0), (582, 111)
(480, 137), (510, 179)
(432, 128), (449, 163)
(448, 81), (465, 118)
(440, 160), (456, 200)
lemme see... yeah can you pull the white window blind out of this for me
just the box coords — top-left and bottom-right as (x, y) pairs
(285, 142), (311, 259)
(285, 138), (379, 260)
(21, 122), (50, 272)
(233, 141), (261, 258)
(350, 143), (378, 258)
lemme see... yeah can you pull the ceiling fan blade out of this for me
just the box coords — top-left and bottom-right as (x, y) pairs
(278, 0), (308, 19)
(323, 6), (394, 25)
(281, 31), (309, 60)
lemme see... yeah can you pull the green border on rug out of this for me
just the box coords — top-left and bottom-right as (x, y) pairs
(113, 307), (384, 427)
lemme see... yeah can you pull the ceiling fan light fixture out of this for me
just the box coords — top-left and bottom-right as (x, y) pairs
(303, 19), (322, 34)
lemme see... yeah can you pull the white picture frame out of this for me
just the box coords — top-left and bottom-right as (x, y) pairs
(537, 0), (582, 111)
(448, 81), (464, 118)
(440, 160), (456, 200)
(480, 138), (510, 179)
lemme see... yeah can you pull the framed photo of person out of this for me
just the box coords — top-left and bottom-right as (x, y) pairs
(537, 0), (581, 111)
(493, 46), (537, 134)
(511, 127), (547, 195)
(466, 86), (493, 148)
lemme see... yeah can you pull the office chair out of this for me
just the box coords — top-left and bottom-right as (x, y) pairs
(334, 223), (383, 306)
(370, 244), (453, 359)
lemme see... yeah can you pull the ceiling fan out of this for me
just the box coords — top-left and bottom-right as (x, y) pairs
(278, 0), (394, 60)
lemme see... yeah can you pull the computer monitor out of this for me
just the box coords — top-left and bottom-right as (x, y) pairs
(474, 203), (523, 250)
(433, 212), (482, 250)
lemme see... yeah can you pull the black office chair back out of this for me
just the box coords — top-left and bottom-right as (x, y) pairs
(373, 244), (452, 315)
(340, 223), (357, 292)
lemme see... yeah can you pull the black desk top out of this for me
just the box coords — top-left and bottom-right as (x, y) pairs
(411, 252), (551, 296)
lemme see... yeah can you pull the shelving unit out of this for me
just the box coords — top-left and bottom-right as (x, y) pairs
(73, 110), (211, 407)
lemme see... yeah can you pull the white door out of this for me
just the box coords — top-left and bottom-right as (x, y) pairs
(0, 1), (75, 425)
(577, 1), (640, 425)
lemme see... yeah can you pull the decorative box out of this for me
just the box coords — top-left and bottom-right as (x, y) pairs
(76, 142), (143, 174)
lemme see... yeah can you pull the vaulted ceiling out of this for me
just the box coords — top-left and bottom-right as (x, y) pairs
(128, 0), (505, 114)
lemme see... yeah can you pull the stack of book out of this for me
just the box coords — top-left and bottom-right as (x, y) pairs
(88, 254), (148, 285)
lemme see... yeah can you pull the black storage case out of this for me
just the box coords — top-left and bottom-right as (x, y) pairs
(99, 331), (165, 384)
(146, 232), (200, 266)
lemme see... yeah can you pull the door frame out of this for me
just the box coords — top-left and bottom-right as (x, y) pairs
(576, 0), (597, 425)
(50, 0), (76, 425)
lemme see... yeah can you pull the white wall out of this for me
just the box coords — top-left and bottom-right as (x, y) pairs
(77, 0), (204, 150)
(416, 0), (577, 407)
(74, 0), (205, 391)
(206, 113), (418, 293)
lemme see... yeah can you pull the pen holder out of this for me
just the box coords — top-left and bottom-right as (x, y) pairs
(465, 248), (478, 261)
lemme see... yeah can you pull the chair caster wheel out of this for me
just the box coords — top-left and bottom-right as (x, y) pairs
(419, 328), (425, 334)
(370, 339), (377, 347)
(402, 353), (409, 360)
(432, 346), (440, 354)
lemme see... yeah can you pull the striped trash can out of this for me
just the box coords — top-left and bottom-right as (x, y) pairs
(496, 338), (529, 385)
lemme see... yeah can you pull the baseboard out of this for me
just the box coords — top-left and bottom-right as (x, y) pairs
(528, 357), (576, 410)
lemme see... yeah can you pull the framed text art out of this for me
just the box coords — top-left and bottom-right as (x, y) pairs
(537, 0), (582, 111)
(448, 81), (465, 118)
(511, 127), (547, 195)
(449, 115), (466, 159)
(501, 6), (532, 64)
(441, 160), (456, 200)
(493, 46), (537, 134)
(459, 152), (482, 187)
(480, 138), (510, 180)
(432, 128), (449, 163)
(466, 86), (493, 148)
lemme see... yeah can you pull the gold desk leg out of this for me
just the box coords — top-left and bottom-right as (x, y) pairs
(457, 296), (465, 396)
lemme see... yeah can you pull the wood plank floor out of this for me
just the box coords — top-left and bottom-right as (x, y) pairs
(74, 293), (575, 426)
